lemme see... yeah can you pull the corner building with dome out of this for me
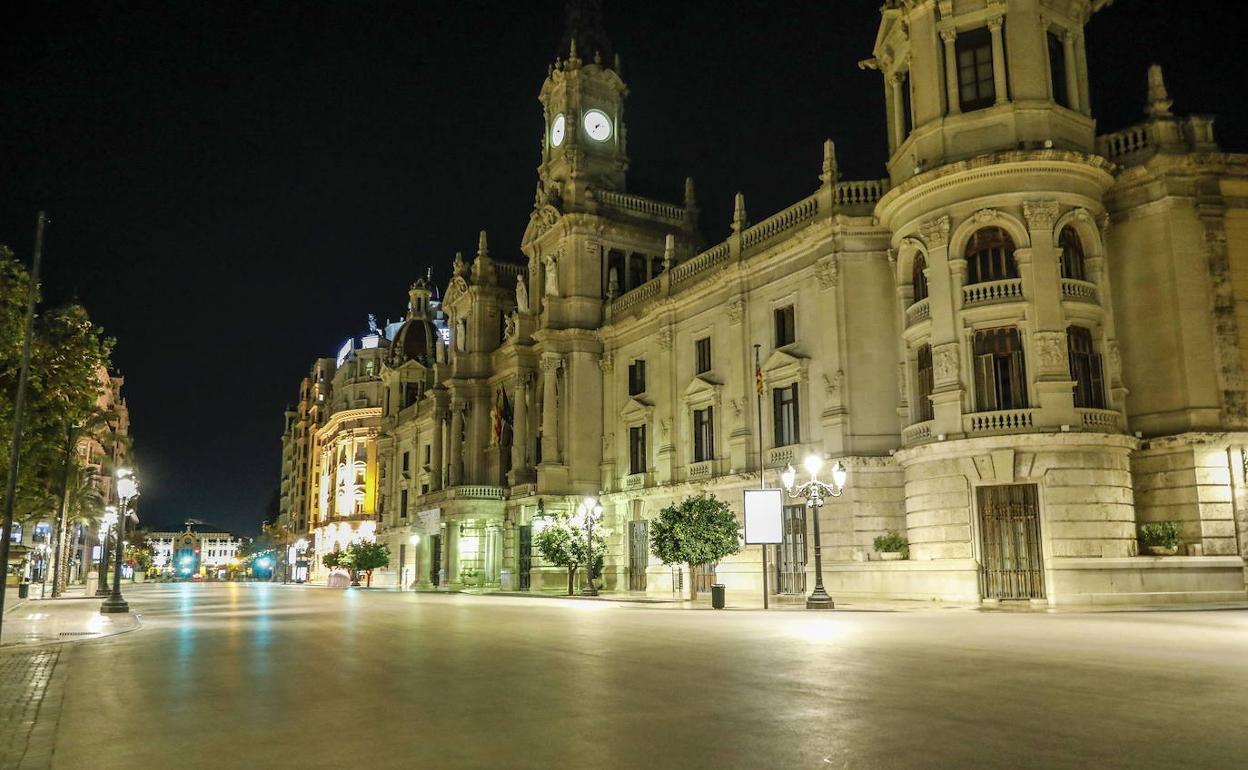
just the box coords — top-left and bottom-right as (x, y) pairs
(278, 0), (1248, 606)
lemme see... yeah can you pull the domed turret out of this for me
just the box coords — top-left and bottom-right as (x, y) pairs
(390, 278), (439, 366)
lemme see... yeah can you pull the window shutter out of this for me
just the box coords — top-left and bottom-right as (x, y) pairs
(975, 354), (997, 411)
(1008, 350), (1027, 409)
(1090, 352), (1106, 410)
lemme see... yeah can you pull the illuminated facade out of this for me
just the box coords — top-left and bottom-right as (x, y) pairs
(148, 525), (242, 577)
(285, 0), (1248, 605)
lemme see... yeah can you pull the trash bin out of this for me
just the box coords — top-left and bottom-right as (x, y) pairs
(711, 583), (725, 610)
(18, 581), (30, 599)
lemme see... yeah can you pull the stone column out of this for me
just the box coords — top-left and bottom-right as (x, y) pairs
(540, 353), (562, 464)
(1061, 30), (1080, 111)
(1023, 200), (1075, 428)
(941, 29), (960, 115)
(988, 16), (1008, 105)
(888, 73), (906, 148)
(449, 402), (464, 487)
(510, 372), (530, 477)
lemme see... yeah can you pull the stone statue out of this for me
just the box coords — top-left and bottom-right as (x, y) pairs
(503, 311), (517, 340)
(544, 254), (560, 297)
(455, 318), (467, 352)
(516, 275), (530, 313)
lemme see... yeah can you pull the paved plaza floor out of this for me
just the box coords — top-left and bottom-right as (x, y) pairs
(2, 582), (1246, 769)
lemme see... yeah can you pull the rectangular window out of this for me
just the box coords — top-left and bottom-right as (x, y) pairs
(402, 451), (410, 474)
(399, 489), (408, 518)
(695, 337), (712, 375)
(774, 305), (796, 348)
(628, 360), (647, 396)
(1047, 31), (1069, 108)
(692, 407), (714, 463)
(901, 70), (913, 137)
(973, 328), (1028, 411)
(421, 483), (429, 494)
(957, 27), (996, 112)
(629, 425), (647, 475)
(916, 344), (935, 422)
(1067, 326), (1106, 409)
(423, 444), (431, 465)
(773, 384), (800, 447)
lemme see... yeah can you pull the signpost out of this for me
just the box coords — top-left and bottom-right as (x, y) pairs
(744, 488), (783, 609)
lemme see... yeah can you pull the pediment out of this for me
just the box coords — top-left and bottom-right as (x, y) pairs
(762, 348), (809, 386)
(619, 397), (654, 424)
(682, 376), (723, 406)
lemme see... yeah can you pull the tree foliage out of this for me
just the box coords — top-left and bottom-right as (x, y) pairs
(322, 540), (390, 587)
(650, 493), (741, 600)
(1, 247), (114, 527)
(534, 511), (607, 595)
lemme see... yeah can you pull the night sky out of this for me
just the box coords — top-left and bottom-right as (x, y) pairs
(1, 1), (1244, 536)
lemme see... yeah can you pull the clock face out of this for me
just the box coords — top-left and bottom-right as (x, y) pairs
(583, 109), (612, 142)
(550, 114), (566, 147)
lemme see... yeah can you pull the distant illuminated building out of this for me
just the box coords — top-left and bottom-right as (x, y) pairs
(148, 524), (243, 577)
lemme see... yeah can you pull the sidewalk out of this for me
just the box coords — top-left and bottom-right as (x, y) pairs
(1, 586), (142, 648)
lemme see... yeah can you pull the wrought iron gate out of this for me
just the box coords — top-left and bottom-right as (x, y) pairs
(518, 525), (532, 590)
(775, 504), (807, 594)
(978, 484), (1045, 600)
(628, 520), (648, 591)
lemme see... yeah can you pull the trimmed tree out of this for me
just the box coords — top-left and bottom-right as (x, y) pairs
(650, 493), (742, 600)
(534, 512), (607, 595)
(348, 540), (390, 587)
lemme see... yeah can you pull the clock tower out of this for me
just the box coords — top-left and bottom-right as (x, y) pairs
(536, 0), (628, 213)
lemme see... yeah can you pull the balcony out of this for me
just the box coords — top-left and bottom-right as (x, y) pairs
(902, 420), (934, 446)
(963, 279), (1023, 308)
(687, 460), (715, 481)
(905, 298), (931, 326)
(767, 445), (798, 467)
(964, 409), (1034, 435)
(1078, 408), (1121, 432)
(1061, 279), (1099, 303)
(624, 472), (649, 490)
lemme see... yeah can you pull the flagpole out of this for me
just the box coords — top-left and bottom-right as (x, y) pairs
(754, 343), (767, 610)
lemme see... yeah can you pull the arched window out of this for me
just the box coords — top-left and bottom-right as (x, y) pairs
(965, 227), (1017, 285)
(912, 254), (929, 302)
(1059, 226), (1086, 281)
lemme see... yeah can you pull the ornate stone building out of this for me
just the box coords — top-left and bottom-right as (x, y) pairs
(280, 0), (1248, 605)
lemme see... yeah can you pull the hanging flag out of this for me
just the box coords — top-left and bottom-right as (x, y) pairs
(491, 387), (505, 446)
(755, 360), (765, 395)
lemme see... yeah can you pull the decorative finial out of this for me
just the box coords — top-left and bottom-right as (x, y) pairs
(1146, 64), (1173, 118)
(568, 37), (579, 65)
(684, 177), (696, 209)
(452, 251), (466, 278)
(663, 234), (675, 271)
(820, 139), (838, 186)
(731, 192), (748, 233)
(477, 230), (489, 258)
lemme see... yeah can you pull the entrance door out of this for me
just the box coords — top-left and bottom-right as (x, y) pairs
(518, 525), (532, 591)
(429, 534), (442, 587)
(775, 504), (807, 594)
(627, 520), (648, 591)
(694, 562), (717, 594)
(978, 484), (1045, 600)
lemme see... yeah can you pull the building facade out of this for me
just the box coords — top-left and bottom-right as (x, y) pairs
(279, 0), (1248, 605)
(148, 525), (244, 577)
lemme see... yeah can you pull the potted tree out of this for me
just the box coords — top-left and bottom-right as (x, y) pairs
(1140, 521), (1181, 556)
(873, 531), (908, 561)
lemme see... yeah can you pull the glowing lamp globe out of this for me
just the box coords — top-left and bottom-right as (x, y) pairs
(832, 461), (848, 490)
(781, 464), (797, 491)
(803, 454), (824, 478)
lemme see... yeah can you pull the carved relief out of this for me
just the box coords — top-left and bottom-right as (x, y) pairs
(1033, 331), (1067, 370)
(971, 208), (999, 227)
(815, 256), (839, 290)
(543, 254), (560, 297)
(539, 353), (563, 373)
(823, 369), (844, 401)
(920, 216), (951, 248)
(599, 352), (614, 373)
(1107, 340), (1122, 383)
(897, 362), (908, 400)
(1023, 200), (1060, 232)
(657, 326), (674, 351)
(727, 298), (745, 326)
(660, 418), (671, 439)
(933, 343), (959, 382)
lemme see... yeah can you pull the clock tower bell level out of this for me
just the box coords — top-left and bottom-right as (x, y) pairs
(537, 1), (628, 212)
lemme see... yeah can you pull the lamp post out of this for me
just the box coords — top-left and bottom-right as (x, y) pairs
(578, 496), (603, 596)
(100, 469), (137, 614)
(781, 454), (847, 610)
(95, 506), (118, 596)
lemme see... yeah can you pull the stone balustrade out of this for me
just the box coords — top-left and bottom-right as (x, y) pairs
(596, 189), (687, 224)
(834, 179), (887, 207)
(1097, 124), (1150, 160)
(1061, 278), (1098, 303)
(741, 195), (819, 250)
(1078, 408), (1121, 431)
(965, 409), (1034, 435)
(905, 298), (931, 326)
(963, 278), (1024, 307)
(902, 420), (934, 445)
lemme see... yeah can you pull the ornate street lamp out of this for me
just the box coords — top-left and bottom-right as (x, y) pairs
(95, 506), (118, 596)
(781, 454), (848, 610)
(100, 468), (138, 614)
(578, 496), (603, 597)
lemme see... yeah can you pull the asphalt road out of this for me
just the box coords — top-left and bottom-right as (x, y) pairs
(39, 584), (1248, 769)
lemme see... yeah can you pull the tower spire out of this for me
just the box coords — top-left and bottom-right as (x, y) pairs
(1145, 64), (1174, 118)
(559, 0), (613, 68)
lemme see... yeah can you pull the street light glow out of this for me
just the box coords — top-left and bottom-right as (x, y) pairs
(803, 453), (824, 478)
